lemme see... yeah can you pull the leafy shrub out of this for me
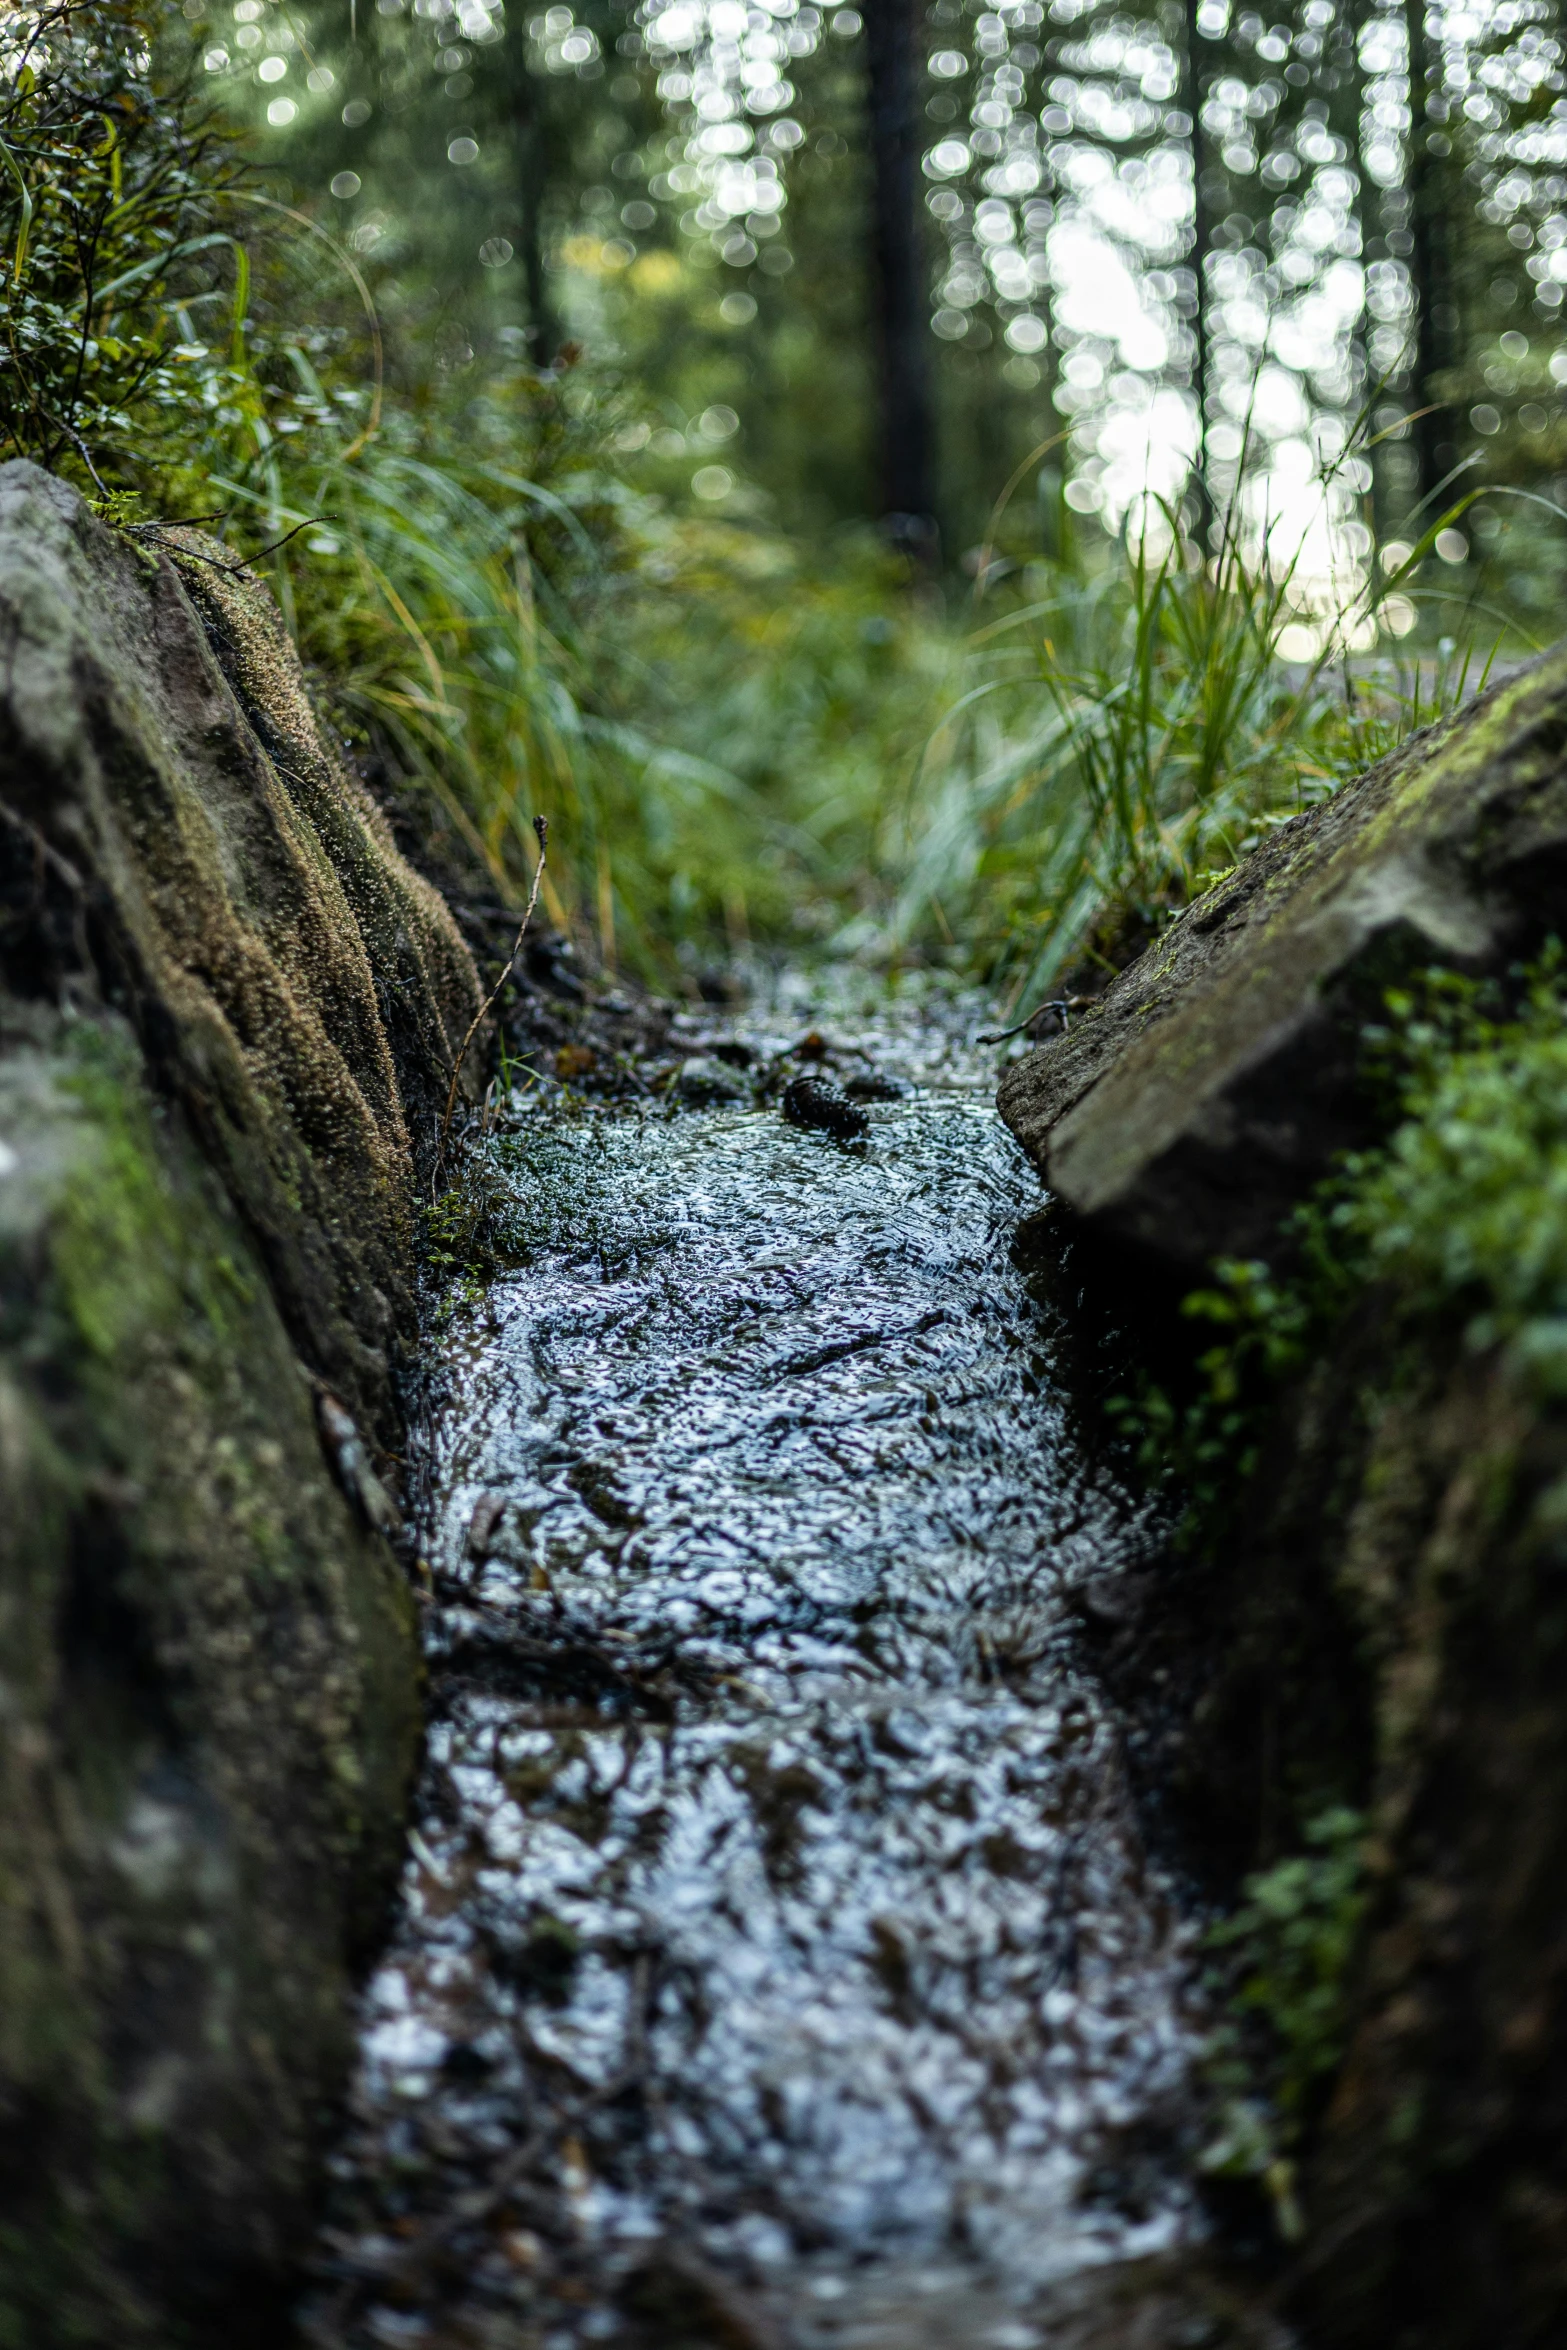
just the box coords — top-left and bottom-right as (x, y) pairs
(1109, 1253), (1331, 1527)
(1112, 954), (1567, 1552)
(0, 2), (239, 494)
(1341, 951), (1567, 1391)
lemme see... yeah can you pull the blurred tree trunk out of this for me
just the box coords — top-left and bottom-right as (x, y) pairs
(1402, 0), (1447, 511)
(508, 25), (558, 367)
(1182, 0), (1213, 552)
(1328, 0), (1373, 509)
(865, 0), (936, 552)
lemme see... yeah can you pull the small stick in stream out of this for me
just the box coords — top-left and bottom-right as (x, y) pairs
(977, 992), (1095, 1046)
(437, 814), (548, 1163)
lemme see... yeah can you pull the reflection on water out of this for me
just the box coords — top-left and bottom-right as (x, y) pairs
(304, 993), (1207, 2350)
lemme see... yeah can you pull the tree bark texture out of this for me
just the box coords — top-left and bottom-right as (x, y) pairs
(509, 27), (558, 368)
(865, 0), (936, 546)
(1402, 0), (1450, 513)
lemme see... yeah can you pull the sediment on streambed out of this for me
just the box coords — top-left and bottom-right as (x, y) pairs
(999, 642), (1567, 2350)
(0, 465), (479, 2346)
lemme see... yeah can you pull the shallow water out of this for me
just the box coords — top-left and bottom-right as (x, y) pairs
(304, 991), (1207, 2350)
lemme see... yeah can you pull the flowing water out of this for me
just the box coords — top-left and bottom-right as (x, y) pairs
(303, 986), (1215, 2350)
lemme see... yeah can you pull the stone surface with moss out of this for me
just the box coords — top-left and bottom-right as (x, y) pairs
(1001, 644), (1567, 2347)
(0, 465), (481, 2344)
(1237, 1311), (1567, 2349)
(999, 645), (1567, 1269)
(0, 463), (482, 1440)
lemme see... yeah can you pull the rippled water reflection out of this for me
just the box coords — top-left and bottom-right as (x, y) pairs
(307, 996), (1207, 2349)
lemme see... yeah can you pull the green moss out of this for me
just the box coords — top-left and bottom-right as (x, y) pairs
(51, 1048), (195, 1359)
(0, 1006), (419, 2345)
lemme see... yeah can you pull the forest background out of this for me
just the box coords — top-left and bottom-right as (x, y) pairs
(2, 0), (1565, 998)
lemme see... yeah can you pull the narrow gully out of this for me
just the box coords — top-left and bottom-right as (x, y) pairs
(300, 985), (1215, 2350)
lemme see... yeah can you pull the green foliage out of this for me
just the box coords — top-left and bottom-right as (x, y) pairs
(886, 514), (1357, 991)
(422, 1146), (519, 1288)
(1112, 953), (1567, 1550)
(1337, 950), (1567, 1393)
(251, 361), (658, 921)
(273, 420), (947, 970)
(603, 521), (953, 953)
(1, 0), (1537, 995)
(276, 438), (1499, 984)
(1108, 1255), (1334, 1539)
(1201, 1806), (1370, 2231)
(0, 2), (239, 492)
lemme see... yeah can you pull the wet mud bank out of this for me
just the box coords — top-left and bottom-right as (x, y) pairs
(1001, 645), (1567, 2350)
(0, 465), (479, 2346)
(299, 996), (1287, 2350)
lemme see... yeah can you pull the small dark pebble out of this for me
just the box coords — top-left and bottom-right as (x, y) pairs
(843, 1072), (906, 1101)
(781, 1074), (869, 1141)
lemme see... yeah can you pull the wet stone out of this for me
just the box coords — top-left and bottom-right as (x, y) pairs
(780, 1072), (870, 1141)
(300, 990), (1212, 2349)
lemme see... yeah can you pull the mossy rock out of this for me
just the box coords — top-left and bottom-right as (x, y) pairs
(1168, 1317), (1567, 2349)
(0, 467), (484, 2341)
(0, 462), (481, 1440)
(1309, 1338), (1567, 2348)
(998, 644), (1567, 1267)
(997, 642), (1567, 2343)
(0, 1006), (418, 2346)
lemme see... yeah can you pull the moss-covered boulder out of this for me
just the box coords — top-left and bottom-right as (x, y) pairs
(999, 645), (1567, 1267)
(1237, 1313), (1567, 2350)
(0, 462), (480, 1439)
(998, 646), (1567, 2347)
(0, 466), (481, 2344)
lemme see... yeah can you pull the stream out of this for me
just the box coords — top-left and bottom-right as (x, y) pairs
(300, 983), (1215, 2350)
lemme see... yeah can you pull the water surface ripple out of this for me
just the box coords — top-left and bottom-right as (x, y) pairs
(309, 1001), (1205, 2350)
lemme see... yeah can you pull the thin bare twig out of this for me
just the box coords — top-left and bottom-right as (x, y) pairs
(126, 510), (231, 530)
(437, 814), (548, 1161)
(150, 515), (328, 577)
(977, 997), (1078, 1046)
(56, 416), (112, 499)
